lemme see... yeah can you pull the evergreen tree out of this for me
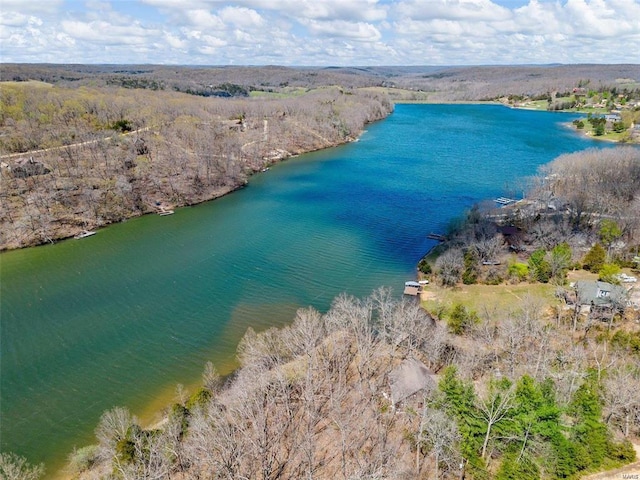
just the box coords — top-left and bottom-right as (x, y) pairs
(438, 367), (488, 478)
(496, 452), (540, 480)
(583, 243), (606, 272)
(599, 220), (622, 261)
(462, 248), (479, 284)
(447, 304), (479, 335)
(567, 373), (609, 470)
(528, 249), (551, 283)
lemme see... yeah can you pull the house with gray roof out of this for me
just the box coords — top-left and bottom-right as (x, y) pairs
(574, 280), (629, 312)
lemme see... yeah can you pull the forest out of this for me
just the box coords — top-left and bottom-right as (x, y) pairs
(0, 80), (392, 249)
(2, 63), (640, 249)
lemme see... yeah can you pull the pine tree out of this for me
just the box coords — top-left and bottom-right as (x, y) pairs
(568, 373), (609, 470)
(583, 243), (606, 272)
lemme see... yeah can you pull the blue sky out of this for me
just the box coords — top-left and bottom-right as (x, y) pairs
(1, 0), (639, 65)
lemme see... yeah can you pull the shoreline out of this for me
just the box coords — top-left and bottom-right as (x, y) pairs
(8, 117), (391, 480)
(3, 100), (634, 253)
(12, 101), (632, 479)
(0, 114), (389, 253)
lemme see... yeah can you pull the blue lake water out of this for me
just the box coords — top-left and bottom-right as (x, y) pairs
(0, 104), (606, 474)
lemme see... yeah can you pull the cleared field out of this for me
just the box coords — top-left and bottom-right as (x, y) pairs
(421, 282), (558, 316)
(0, 80), (53, 88)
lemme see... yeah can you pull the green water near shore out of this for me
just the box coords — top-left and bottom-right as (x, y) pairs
(0, 104), (603, 474)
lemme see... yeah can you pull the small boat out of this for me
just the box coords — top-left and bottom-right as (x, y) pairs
(74, 230), (96, 239)
(158, 209), (174, 216)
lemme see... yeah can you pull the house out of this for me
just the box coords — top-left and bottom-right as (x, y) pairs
(574, 280), (629, 312)
(604, 113), (621, 123)
(388, 357), (436, 406)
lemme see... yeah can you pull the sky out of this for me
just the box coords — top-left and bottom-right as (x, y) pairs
(1, 0), (639, 66)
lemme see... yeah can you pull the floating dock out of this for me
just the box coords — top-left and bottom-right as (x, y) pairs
(426, 233), (446, 241)
(494, 197), (516, 207)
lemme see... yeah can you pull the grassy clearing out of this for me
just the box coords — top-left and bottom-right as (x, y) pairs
(0, 80), (53, 88)
(249, 87), (308, 98)
(359, 86), (433, 103)
(576, 125), (632, 143)
(421, 282), (558, 317)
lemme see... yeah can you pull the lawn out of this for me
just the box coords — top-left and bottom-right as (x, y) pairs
(421, 282), (558, 318)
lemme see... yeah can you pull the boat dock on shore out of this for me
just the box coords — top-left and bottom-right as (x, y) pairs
(74, 230), (96, 239)
(426, 233), (446, 242)
(494, 197), (516, 206)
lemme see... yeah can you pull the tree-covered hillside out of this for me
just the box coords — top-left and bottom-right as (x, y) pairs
(31, 288), (635, 479)
(0, 82), (392, 249)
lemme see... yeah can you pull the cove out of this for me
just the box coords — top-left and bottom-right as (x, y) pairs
(0, 104), (605, 474)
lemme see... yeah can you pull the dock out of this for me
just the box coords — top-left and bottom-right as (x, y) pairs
(404, 281), (423, 296)
(494, 197), (516, 207)
(156, 205), (174, 216)
(74, 230), (96, 239)
(426, 233), (446, 242)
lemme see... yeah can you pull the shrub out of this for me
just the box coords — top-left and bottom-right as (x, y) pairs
(610, 330), (640, 356)
(186, 387), (212, 410)
(111, 119), (133, 132)
(462, 268), (478, 285)
(484, 268), (503, 285)
(418, 257), (432, 275)
(508, 261), (529, 282)
(607, 439), (637, 463)
(67, 445), (99, 475)
(598, 263), (621, 284)
(447, 303), (479, 335)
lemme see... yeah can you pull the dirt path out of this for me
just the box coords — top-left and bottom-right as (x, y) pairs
(582, 442), (640, 479)
(0, 127), (150, 160)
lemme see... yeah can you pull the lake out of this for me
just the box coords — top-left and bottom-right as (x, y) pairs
(0, 104), (604, 474)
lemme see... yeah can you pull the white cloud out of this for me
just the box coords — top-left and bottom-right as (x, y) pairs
(241, 0), (388, 22)
(200, 34), (227, 47)
(395, 0), (512, 22)
(184, 9), (225, 29)
(303, 19), (382, 42)
(0, 11), (30, 27)
(219, 6), (264, 28)
(61, 20), (159, 45)
(1, 0), (639, 65)
(0, 0), (64, 15)
(164, 32), (189, 49)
